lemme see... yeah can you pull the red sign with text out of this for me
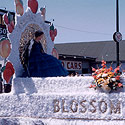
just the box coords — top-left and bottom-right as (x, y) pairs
(61, 61), (82, 71)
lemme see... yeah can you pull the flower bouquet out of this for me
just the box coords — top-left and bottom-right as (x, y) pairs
(90, 60), (123, 93)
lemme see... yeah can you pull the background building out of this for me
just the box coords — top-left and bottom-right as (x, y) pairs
(55, 40), (125, 75)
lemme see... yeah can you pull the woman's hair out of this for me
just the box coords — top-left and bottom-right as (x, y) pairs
(35, 30), (44, 38)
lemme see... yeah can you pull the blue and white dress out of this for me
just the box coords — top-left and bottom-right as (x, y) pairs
(28, 40), (68, 77)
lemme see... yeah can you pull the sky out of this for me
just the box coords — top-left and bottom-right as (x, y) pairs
(0, 0), (125, 44)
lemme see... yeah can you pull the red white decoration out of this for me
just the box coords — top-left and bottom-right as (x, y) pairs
(15, 0), (24, 16)
(3, 12), (15, 33)
(52, 48), (59, 59)
(3, 62), (15, 83)
(3, 14), (9, 25)
(40, 7), (46, 21)
(0, 38), (11, 58)
(50, 24), (57, 42)
(28, 0), (38, 14)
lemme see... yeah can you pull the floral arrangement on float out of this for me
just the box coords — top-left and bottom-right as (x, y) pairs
(90, 60), (123, 93)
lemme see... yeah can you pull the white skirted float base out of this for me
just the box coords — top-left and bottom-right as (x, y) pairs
(0, 76), (124, 125)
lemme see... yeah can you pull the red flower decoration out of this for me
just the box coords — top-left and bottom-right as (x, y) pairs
(114, 66), (120, 73)
(93, 85), (96, 88)
(89, 85), (93, 88)
(102, 60), (106, 64)
(92, 75), (97, 79)
(92, 67), (96, 72)
(109, 66), (113, 71)
(118, 83), (123, 88)
(115, 75), (120, 80)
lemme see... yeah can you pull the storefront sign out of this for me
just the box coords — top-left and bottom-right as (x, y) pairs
(0, 24), (7, 38)
(61, 60), (82, 70)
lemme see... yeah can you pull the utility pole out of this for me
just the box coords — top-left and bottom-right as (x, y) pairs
(116, 0), (119, 66)
(113, 0), (122, 67)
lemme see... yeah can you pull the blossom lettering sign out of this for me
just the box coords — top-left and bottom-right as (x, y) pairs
(53, 98), (123, 120)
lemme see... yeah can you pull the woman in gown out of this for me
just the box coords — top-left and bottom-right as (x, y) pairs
(24, 30), (68, 77)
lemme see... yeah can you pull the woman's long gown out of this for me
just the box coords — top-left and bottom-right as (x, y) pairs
(28, 40), (68, 77)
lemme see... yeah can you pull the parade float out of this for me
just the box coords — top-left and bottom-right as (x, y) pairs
(0, 0), (124, 124)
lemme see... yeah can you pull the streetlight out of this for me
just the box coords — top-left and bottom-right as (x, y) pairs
(113, 0), (122, 67)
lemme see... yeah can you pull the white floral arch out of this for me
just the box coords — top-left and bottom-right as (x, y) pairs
(8, 9), (54, 77)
